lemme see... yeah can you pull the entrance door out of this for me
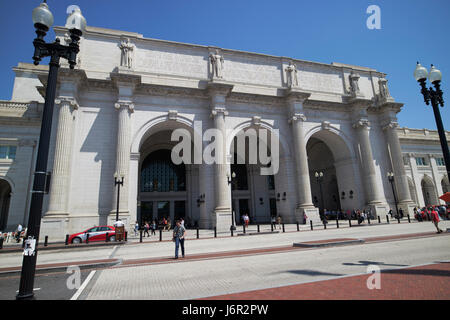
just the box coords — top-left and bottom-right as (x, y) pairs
(141, 201), (153, 225)
(174, 201), (185, 221)
(238, 199), (250, 224)
(157, 201), (170, 222)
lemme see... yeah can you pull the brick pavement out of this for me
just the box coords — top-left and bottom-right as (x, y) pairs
(202, 262), (450, 300)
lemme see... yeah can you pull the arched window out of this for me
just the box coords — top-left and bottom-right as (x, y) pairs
(140, 150), (186, 192)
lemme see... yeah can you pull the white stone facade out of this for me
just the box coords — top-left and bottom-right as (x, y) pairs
(0, 25), (448, 238)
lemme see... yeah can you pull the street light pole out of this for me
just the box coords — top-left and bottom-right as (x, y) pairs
(114, 173), (124, 222)
(16, 2), (86, 300)
(414, 62), (450, 179)
(315, 171), (324, 219)
(227, 171), (236, 230)
(387, 172), (399, 219)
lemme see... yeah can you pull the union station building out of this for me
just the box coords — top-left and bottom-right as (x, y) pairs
(0, 25), (449, 238)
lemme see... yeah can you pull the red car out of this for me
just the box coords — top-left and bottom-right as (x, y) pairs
(69, 225), (116, 244)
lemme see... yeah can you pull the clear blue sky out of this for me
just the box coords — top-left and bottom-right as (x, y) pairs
(0, 0), (449, 130)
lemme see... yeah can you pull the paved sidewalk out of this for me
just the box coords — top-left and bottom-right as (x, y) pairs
(202, 262), (450, 300)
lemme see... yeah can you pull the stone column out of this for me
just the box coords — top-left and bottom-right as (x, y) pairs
(207, 81), (233, 232)
(198, 163), (214, 228)
(382, 121), (415, 213)
(112, 101), (134, 221)
(47, 98), (78, 214)
(352, 119), (385, 209)
(285, 89), (320, 223)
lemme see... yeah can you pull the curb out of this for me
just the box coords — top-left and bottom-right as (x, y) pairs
(0, 259), (121, 277)
(0, 241), (127, 254)
(293, 238), (365, 248)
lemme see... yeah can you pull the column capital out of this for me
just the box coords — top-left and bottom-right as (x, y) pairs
(283, 88), (311, 103)
(210, 107), (228, 118)
(115, 101), (135, 113)
(381, 120), (399, 131)
(352, 119), (371, 129)
(288, 113), (307, 124)
(55, 97), (79, 110)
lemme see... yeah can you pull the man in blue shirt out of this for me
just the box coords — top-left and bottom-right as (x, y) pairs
(173, 219), (186, 259)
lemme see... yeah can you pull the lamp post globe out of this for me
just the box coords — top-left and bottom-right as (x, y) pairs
(32, 2), (54, 30)
(65, 7), (87, 33)
(414, 62), (428, 82)
(429, 65), (442, 84)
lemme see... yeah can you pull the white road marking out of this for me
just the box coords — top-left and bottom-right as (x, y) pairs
(70, 270), (96, 300)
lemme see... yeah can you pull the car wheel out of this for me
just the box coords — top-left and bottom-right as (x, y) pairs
(72, 237), (82, 244)
(109, 235), (116, 242)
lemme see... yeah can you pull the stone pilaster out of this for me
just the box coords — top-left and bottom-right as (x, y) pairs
(207, 80), (233, 232)
(382, 120), (415, 213)
(113, 101), (134, 217)
(47, 97), (78, 215)
(285, 89), (320, 223)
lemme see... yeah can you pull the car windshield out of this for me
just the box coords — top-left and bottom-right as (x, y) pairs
(87, 227), (99, 232)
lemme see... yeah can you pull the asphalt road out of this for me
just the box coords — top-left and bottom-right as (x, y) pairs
(0, 269), (92, 300)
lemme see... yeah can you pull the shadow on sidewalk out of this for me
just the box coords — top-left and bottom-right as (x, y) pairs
(282, 270), (344, 277)
(342, 260), (408, 267)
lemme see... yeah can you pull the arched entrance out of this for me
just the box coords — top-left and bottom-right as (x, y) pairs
(0, 179), (12, 231)
(228, 123), (289, 224)
(421, 175), (438, 206)
(307, 138), (341, 216)
(136, 120), (198, 228)
(305, 129), (360, 216)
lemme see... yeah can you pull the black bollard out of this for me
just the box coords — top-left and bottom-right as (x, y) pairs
(397, 216), (401, 224)
(310, 220), (313, 231)
(86, 233), (90, 244)
(271, 223), (274, 232)
(349, 219), (352, 227)
(214, 227), (217, 238)
(0, 237), (3, 249)
(257, 224), (260, 233)
(367, 216), (371, 225)
(140, 230), (143, 243)
(378, 216), (381, 224)
(323, 220), (327, 230)
(297, 222), (300, 231)
(65, 234), (69, 245)
(243, 225), (246, 234)
(125, 231), (128, 242)
(408, 214), (411, 223)
(231, 228), (234, 237)
(197, 228), (199, 239)
(159, 229), (162, 242)
(386, 215), (390, 224)
(336, 218), (339, 229)
(106, 232), (109, 242)
(44, 236), (48, 247)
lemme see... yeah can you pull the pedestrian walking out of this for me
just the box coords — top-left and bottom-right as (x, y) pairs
(276, 216), (282, 230)
(134, 221), (139, 236)
(244, 214), (249, 227)
(15, 224), (23, 243)
(151, 220), (156, 235)
(430, 207), (444, 233)
(173, 219), (186, 259)
(143, 221), (150, 237)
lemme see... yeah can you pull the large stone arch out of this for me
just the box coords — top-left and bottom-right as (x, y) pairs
(0, 178), (12, 231)
(421, 175), (438, 206)
(225, 120), (293, 223)
(305, 126), (363, 213)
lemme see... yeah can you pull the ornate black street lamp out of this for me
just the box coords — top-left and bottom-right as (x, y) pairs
(114, 172), (124, 222)
(315, 171), (325, 219)
(16, 1), (86, 300)
(227, 171), (237, 230)
(414, 62), (450, 179)
(387, 172), (399, 219)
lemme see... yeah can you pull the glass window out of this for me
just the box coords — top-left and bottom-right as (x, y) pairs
(415, 157), (426, 166)
(436, 158), (445, 166)
(0, 146), (16, 160)
(140, 150), (186, 192)
(87, 227), (99, 232)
